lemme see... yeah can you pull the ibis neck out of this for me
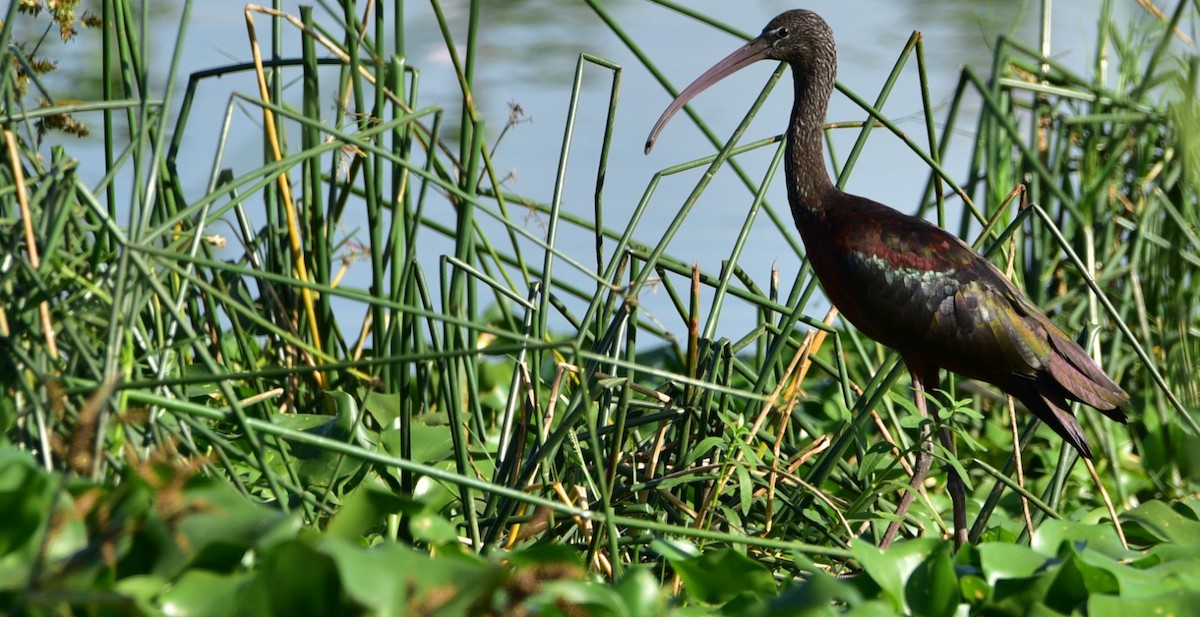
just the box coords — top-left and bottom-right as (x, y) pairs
(784, 67), (836, 222)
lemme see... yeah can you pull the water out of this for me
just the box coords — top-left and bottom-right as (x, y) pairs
(24, 0), (1137, 342)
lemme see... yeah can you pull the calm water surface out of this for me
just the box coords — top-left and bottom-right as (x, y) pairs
(29, 0), (1137, 340)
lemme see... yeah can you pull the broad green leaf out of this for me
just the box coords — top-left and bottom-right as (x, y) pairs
(507, 543), (586, 569)
(115, 574), (170, 616)
(904, 541), (959, 617)
(409, 421), (454, 464)
(255, 539), (357, 616)
(315, 538), (427, 616)
(959, 574), (989, 608)
(413, 461), (459, 512)
(526, 580), (627, 617)
(842, 600), (907, 617)
(364, 392), (402, 427)
(851, 538), (944, 613)
(1076, 542), (1200, 599)
(651, 537), (699, 561)
(1031, 518), (1125, 558)
(1121, 499), (1200, 547)
(991, 573), (1055, 612)
(1043, 550), (1118, 614)
(409, 511), (460, 547)
(613, 567), (664, 616)
(0, 448), (51, 560)
(0, 394), (15, 435)
(162, 477), (294, 578)
(326, 485), (423, 540)
(978, 542), (1048, 586)
(671, 548), (776, 605)
(1089, 588), (1200, 617)
(159, 570), (246, 617)
(274, 394), (369, 490)
(346, 544), (497, 617)
(477, 359), (515, 413)
(769, 568), (864, 614)
(1172, 497), (1200, 522)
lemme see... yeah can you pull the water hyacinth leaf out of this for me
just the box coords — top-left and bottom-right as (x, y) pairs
(651, 537), (699, 561)
(0, 395), (15, 435)
(1043, 550), (1118, 614)
(768, 567), (864, 613)
(1124, 544), (1200, 597)
(841, 600), (908, 617)
(990, 576), (1057, 615)
(270, 413), (334, 433)
(158, 570), (247, 617)
(316, 535), (424, 612)
(978, 542), (1048, 586)
(613, 567), (665, 616)
(670, 548), (776, 605)
(1031, 519), (1126, 558)
(525, 581), (627, 617)
(851, 538), (944, 614)
(0, 448), (53, 560)
(1170, 497), (1200, 523)
(1120, 499), (1200, 547)
(314, 538), (465, 616)
(410, 511), (461, 547)
(1088, 588), (1200, 617)
(414, 461), (460, 512)
(255, 539), (355, 616)
(364, 391), (402, 427)
(477, 360), (515, 413)
(958, 574), (990, 608)
(1071, 548), (1181, 599)
(115, 575), (172, 615)
(507, 543), (586, 569)
(272, 394), (369, 490)
(904, 541), (959, 617)
(326, 485), (423, 540)
(384, 547), (500, 615)
(4, 0), (1200, 613)
(165, 477), (294, 577)
(409, 422), (455, 464)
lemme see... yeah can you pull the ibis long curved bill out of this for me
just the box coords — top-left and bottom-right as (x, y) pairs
(644, 36), (771, 154)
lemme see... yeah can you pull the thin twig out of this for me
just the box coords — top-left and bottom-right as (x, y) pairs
(1009, 396), (1035, 540)
(5, 130), (58, 360)
(243, 6), (326, 388)
(1084, 457), (1129, 550)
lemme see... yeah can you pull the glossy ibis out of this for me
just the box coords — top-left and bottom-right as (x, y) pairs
(645, 9), (1129, 548)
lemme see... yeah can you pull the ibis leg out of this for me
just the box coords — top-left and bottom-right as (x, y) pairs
(880, 367), (935, 548)
(880, 422), (932, 548)
(880, 365), (969, 549)
(939, 426), (967, 549)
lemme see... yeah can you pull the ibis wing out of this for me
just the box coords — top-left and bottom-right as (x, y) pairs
(812, 198), (1128, 425)
(822, 204), (1053, 380)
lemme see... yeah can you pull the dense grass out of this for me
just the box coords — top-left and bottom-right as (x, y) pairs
(2, 0), (1199, 614)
